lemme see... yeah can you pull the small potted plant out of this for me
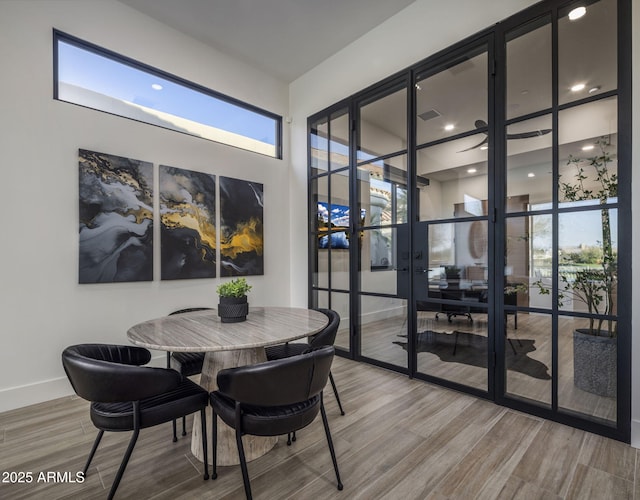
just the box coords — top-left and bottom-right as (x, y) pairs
(216, 278), (252, 323)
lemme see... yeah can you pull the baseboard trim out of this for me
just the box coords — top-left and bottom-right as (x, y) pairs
(630, 419), (640, 449)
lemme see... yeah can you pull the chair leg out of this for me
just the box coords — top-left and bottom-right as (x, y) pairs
(211, 411), (217, 480)
(182, 415), (187, 436)
(172, 419), (178, 442)
(199, 409), (209, 480)
(329, 372), (345, 416)
(108, 427), (139, 500)
(320, 393), (343, 491)
(235, 429), (253, 500)
(286, 432), (292, 446)
(83, 430), (104, 476)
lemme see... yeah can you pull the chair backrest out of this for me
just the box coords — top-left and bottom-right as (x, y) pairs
(309, 308), (340, 349)
(216, 345), (335, 407)
(62, 344), (182, 403)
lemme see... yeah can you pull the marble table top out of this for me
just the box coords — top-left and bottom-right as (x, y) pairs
(127, 307), (329, 352)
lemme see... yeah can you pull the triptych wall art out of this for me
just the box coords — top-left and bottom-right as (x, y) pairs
(219, 176), (264, 277)
(78, 149), (264, 284)
(159, 165), (217, 280)
(78, 149), (154, 283)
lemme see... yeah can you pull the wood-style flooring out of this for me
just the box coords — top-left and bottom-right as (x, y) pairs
(0, 356), (636, 499)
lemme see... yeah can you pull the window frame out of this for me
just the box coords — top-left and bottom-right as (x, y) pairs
(53, 29), (283, 159)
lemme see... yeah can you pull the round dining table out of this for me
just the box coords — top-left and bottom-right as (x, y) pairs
(127, 306), (328, 466)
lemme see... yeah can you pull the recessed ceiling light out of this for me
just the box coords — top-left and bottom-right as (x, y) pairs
(151, 83), (163, 90)
(444, 124), (455, 132)
(415, 83), (422, 91)
(588, 85), (601, 93)
(527, 173), (535, 178)
(480, 145), (488, 151)
(467, 168), (477, 174)
(571, 83), (586, 92)
(582, 144), (595, 151)
(568, 6), (587, 21)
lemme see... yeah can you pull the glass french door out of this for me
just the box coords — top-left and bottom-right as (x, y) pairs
(412, 42), (493, 394)
(308, 0), (629, 442)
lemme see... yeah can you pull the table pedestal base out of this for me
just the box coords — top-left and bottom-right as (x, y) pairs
(191, 347), (278, 466)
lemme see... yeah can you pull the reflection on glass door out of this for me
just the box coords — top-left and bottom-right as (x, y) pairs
(357, 84), (409, 370)
(309, 108), (352, 352)
(413, 44), (490, 392)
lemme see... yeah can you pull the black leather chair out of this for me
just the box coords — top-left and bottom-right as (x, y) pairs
(209, 345), (343, 499)
(62, 344), (209, 499)
(167, 307), (212, 441)
(265, 308), (345, 417)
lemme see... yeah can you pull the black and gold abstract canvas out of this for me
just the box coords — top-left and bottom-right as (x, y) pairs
(160, 166), (216, 280)
(219, 176), (264, 276)
(78, 149), (153, 283)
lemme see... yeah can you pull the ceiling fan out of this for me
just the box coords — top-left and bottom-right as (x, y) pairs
(458, 119), (551, 152)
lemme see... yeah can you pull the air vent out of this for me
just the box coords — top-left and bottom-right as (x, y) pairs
(418, 109), (441, 122)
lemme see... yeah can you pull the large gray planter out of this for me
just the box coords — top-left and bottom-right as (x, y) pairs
(573, 328), (617, 398)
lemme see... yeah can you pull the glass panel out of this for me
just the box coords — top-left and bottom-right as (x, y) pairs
(329, 172), (351, 231)
(361, 295), (408, 368)
(311, 175), (328, 232)
(426, 220), (489, 297)
(310, 118), (329, 175)
(505, 312), (552, 406)
(312, 289), (329, 310)
(326, 173), (352, 291)
(558, 210), (617, 316)
(416, 48), (487, 146)
(329, 236), (350, 291)
(312, 176), (329, 289)
(506, 115), (553, 211)
(416, 134), (489, 221)
(358, 154), (408, 227)
(311, 235), (327, 289)
(332, 292), (350, 351)
(330, 110), (350, 170)
(558, 0), (617, 106)
(559, 99), (618, 208)
(358, 87), (407, 160)
(396, 185), (408, 224)
(506, 20), (551, 119)
(415, 304), (488, 391)
(505, 216), (531, 304)
(523, 214), (554, 310)
(558, 316), (616, 425)
(360, 228), (408, 295)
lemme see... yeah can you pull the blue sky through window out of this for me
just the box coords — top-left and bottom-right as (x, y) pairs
(56, 38), (278, 152)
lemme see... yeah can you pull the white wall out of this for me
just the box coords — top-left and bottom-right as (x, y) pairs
(289, 0), (639, 445)
(0, 0), (290, 412)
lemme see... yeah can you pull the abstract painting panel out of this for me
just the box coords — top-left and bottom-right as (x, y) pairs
(78, 149), (153, 283)
(160, 165), (216, 280)
(219, 176), (264, 276)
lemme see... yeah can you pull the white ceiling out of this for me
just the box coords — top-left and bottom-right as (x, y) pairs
(118, 0), (415, 83)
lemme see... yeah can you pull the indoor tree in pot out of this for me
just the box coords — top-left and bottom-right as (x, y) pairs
(535, 136), (617, 397)
(216, 277), (252, 323)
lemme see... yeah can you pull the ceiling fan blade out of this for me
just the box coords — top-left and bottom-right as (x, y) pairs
(507, 128), (552, 139)
(457, 136), (488, 152)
